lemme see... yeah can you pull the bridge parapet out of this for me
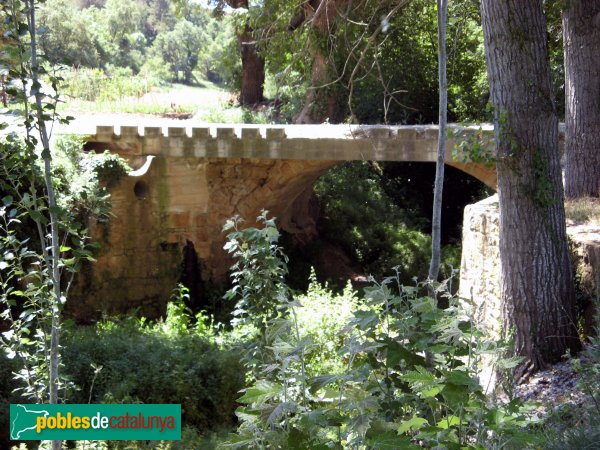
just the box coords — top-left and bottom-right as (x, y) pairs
(87, 123), (497, 163)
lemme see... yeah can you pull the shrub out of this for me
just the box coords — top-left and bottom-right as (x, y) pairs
(61, 305), (246, 432)
(222, 217), (538, 449)
(61, 67), (156, 102)
(294, 270), (361, 377)
(315, 161), (464, 283)
(0, 353), (23, 449)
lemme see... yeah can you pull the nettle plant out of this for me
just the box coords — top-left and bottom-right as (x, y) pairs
(222, 213), (538, 450)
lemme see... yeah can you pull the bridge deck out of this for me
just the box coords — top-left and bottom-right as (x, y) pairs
(66, 121), (500, 163)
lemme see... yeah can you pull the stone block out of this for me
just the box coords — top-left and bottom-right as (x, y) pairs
(120, 126), (139, 139)
(267, 128), (286, 140)
(168, 211), (191, 228)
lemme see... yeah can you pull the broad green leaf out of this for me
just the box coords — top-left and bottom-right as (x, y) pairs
(441, 383), (469, 407)
(387, 340), (427, 367)
(400, 366), (435, 385)
(266, 401), (296, 426)
(350, 309), (379, 331)
(436, 415), (462, 429)
(398, 415), (429, 434)
(28, 209), (47, 224)
(309, 374), (348, 392)
(237, 380), (283, 405)
(349, 413), (371, 438)
(421, 385), (443, 398)
(367, 431), (421, 449)
(497, 355), (523, 369)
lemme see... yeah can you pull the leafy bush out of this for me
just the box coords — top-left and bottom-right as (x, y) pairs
(52, 135), (129, 221)
(61, 67), (157, 102)
(294, 271), (361, 377)
(315, 161), (465, 282)
(222, 217), (538, 449)
(61, 292), (246, 432)
(0, 353), (22, 449)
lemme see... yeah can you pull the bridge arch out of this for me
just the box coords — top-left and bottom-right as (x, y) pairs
(68, 123), (498, 319)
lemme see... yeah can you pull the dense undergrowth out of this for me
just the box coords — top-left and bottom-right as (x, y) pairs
(4, 213), (600, 449)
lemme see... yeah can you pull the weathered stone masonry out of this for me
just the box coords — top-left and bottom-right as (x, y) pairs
(68, 123), (501, 319)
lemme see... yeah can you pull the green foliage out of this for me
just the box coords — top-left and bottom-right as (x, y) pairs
(150, 19), (205, 84)
(95, 0), (147, 72)
(38, 0), (102, 68)
(294, 270), (361, 377)
(264, 70), (306, 123)
(223, 211), (289, 330)
(315, 162), (467, 282)
(61, 304), (245, 432)
(451, 124), (497, 167)
(542, 426), (600, 450)
(222, 225), (539, 449)
(51, 134), (130, 221)
(37, 0), (239, 89)
(534, 314), (600, 449)
(0, 352), (23, 448)
(61, 67), (157, 102)
(254, 0), (489, 124)
(196, 14), (240, 87)
(0, 133), (124, 405)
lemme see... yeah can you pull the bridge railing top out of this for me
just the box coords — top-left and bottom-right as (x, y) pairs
(59, 120), (497, 141)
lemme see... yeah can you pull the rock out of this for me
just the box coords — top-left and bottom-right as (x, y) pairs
(459, 194), (502, 339)
(459, 195), (600, 390)
(459, 195), (600, 338)
(569, 223), (600, 336)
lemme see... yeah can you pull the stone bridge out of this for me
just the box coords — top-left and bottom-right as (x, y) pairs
(69, 122), (500, 319)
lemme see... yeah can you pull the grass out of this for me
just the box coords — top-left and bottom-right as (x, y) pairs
(565, 197), (600, 226)
(58, 76), (274, 123)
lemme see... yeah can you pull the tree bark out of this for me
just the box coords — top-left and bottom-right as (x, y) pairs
(480, 0), (580, 381)
(428, 0), (448, 283)
(294, 0), (346, 124)
(239, 24), (265, 106)
(563, 1), (600, 198)
(226, 0), (265, 106)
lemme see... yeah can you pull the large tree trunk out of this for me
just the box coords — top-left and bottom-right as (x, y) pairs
(239, 24), (265, 106)
(480, 0), (580, 381)
(563, 1), (600, 198)
(227, 0), (265, 106)
(294, 0), (346, 124)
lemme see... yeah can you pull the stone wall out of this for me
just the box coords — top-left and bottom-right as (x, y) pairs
(570, 224), (600, 335)
(458, 195), (502, 339)
(68, 155), (334, 321)
(459, 196), (600, 339)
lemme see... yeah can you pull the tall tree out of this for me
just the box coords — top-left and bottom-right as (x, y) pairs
(563, 0), (600, 198)
(480, 0), (580, 380)
(293, 0), (347, 124)
(3, 1), (65, 449)
(428, 0), (448, 282)
(226, 0), (265, 105)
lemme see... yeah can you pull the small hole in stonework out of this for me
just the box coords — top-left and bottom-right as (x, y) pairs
(134, 180), (149, 199)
